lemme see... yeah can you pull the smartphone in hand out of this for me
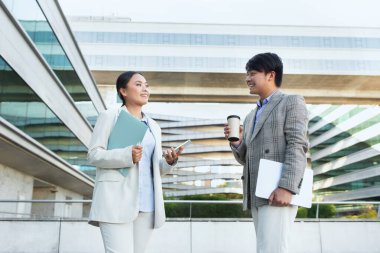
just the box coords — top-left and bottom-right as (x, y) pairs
(174, 139), (191, 152)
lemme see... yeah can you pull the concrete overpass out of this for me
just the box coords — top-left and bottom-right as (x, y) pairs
(94, 71), (380, 105)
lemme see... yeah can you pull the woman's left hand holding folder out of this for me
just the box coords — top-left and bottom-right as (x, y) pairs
(132, 144), (143, 164)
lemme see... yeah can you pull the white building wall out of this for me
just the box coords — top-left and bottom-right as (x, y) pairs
(70, 18), (380, 38)
(0, 163), (33, 218)
(54, 186), (84, 218)
(68, 18), (380, 75)
(30, 184), (84, 218)
(1, 220), (379, 253)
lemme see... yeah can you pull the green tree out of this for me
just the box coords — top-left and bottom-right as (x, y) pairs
(307, 204), (336, 218)
(344, 210), (378, 219)
(296, 207), (308, 218)
(164, 194), (250, 218)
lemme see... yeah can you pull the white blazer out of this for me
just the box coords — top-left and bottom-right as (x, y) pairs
(87, 107), (174, 229)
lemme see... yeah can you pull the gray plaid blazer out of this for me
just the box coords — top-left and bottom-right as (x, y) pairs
(231, 91), (309, 210)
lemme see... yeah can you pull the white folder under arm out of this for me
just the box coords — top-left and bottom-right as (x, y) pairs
(255, 159), (313, 208)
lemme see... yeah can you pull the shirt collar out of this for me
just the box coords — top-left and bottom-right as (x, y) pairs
(256, 90), (277, 108)
(122, 106), (148, 124)
(141, 113), (148, 124)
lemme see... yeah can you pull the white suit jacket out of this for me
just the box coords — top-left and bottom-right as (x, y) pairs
(87, 107), (174, 228)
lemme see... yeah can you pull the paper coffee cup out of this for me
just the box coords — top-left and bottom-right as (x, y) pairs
(227, 115), (240, 142)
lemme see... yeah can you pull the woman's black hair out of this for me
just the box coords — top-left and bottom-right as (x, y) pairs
(116, 71), (141, 105)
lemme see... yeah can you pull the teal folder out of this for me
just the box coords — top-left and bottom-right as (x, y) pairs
(107, 110), (148, 176)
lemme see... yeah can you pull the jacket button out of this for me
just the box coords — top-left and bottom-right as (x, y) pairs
(241, 176), (244, 180)
(265, 149), (270, 154)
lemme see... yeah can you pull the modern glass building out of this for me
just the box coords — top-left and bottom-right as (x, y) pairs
(60, 15), (380, 201)
(1, 0), (380, 222)
(0, 0), (105, 218)
(309, 104), (380, 201)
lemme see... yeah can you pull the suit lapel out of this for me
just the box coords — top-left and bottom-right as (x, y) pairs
(146, 116), (160, 158)
(250, 91), (284, 142)
(245, 108), (257, 142)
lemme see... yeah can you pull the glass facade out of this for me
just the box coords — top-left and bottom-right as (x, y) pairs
(1, 0), (100, 178)
(3, 0), (98, 121)
(72, 30), (380, 72)
(0, 57), (94, 176)
(82, 55), (380, 73)
(74, 31), (380, 49)
(309, 104), (380, 201)
(58, 19), (380, 73)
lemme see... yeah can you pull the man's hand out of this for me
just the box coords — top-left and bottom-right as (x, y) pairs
(224, 124), (243, 146)
(268, 187), (293, 207)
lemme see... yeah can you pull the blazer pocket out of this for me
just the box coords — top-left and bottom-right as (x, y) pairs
(97, 171), (124, 182)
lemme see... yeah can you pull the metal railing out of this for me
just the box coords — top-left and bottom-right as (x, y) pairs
(0, 199), (379, 220)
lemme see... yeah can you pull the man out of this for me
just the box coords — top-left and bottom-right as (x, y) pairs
(224, 53), (308, 253)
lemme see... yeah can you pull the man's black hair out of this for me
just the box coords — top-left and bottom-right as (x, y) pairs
(245, 52), (283, 87)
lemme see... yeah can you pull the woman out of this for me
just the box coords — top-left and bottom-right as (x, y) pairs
(87, 71), (182, 252)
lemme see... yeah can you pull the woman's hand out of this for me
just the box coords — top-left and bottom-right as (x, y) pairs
(132, 145), (143, 164)
(163, 147), (183, 165)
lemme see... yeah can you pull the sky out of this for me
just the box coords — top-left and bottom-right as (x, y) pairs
(60, 0), (380, 28)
